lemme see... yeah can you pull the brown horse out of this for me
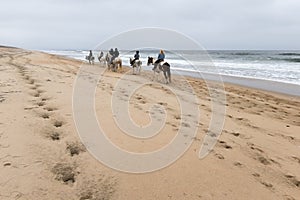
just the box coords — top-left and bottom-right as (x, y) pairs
(106, 53), (122, 72)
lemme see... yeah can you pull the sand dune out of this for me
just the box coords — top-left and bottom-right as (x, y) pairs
(0, 46), (299, 200)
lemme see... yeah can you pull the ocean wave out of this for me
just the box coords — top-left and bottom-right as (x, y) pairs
(271, 57), (300, 63)
(231, 52), (259, 56)
(278, 53), (300, 56)
(283, 58), (300, 63)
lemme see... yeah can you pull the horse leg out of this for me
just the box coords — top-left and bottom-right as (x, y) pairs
(163, 71), (167, 83)
(153, 71), (156, 81)
(167, 69), (171, 83)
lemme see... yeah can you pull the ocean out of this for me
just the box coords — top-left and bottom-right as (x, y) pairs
(42, 49), (300, 95)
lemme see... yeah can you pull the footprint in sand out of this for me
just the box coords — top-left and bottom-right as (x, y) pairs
(3, 162), (12, 167)
(53, 120), (64, 128)
(260, 181), (273, 189)
(32, 92), (40, 97)
(230, 131), (240, 137)
(257, 155), (271, 165)
(217, 140), (233, 149)
(37, 89), (45, 94)
(285, 174), (300, 187)
(44, 106), (58, 112)
(0, 95), (5, 103)
(214, 153), (225, 160)
(40, 112), (50, 119)
(51, 162), (77, 184)
(42, 127), (61, 141)
(30, 85), (38, 90)
(28, 79), (35, 85)
(66, 141), (86, 156)
(247, 143), (264, 153)
(291, 156), (300, 164)
(233, 161), (243, 167)
(36, 101), (46, 107)
(41, 97), (51, 102)
(24, 75), (30, 80)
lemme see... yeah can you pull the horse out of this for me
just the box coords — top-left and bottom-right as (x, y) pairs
(106, 53), (122, 72)
(130, 58), (142, 75)
(85, 55), (95, 65)
(98, 54), (106, 66)
(147, 57), (171, 84)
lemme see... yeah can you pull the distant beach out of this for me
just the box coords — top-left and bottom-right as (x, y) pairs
(41, 49), (300, 96)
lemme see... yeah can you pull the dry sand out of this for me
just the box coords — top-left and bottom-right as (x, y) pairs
(0, 46), (299, 200)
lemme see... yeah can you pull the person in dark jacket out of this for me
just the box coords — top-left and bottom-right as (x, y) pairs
(111, 48), (119, 63)
(98, 51), (103, 60)
(130, 50), (140, 66)
(88, 50), (93, 59)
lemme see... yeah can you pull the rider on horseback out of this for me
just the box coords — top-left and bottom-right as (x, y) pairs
(130, 50), (140, 66)
(153, 50), (165, 70)
(88, 50), (93, 59)
(111, 48), (119, 63)
(86, 50), (94, 64)
(98, 51), (103, 60)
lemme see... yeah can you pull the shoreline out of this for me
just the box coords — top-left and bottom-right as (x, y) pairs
(175, 70), (300, 97)
(38, 49), (300, 97)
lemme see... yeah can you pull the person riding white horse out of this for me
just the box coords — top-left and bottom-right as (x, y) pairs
(98, 51), (106, 65)
(130, 50), (142, 74)
(153, 49), (165, 70)
(130, 51), (140, 66)
(85, 50), (94, 64)
(147, 53), (171, 84)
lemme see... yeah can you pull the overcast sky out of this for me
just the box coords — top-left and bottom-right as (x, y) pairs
(1, 0), (300, 50)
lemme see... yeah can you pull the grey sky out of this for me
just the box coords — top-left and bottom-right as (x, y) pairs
(0, 0), (299, 50)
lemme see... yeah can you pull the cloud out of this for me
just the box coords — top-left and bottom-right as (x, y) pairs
(0, 0), (299, 49)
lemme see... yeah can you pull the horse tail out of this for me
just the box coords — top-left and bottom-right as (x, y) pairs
(163, 62), (171, 82)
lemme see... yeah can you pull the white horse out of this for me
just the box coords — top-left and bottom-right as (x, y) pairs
(85, 55), (94, 65)
(97, 52), (106, 66)
(106, 53), (122, 72)
(98, 54), (107, 66)
(129, 58), (142, 75)
(147, 57), (171, 84)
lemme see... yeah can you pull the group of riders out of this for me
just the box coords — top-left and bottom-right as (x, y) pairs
(87, 48), (166, 71)
(86, 48), (171, 83)
(88, 48), (119, 65)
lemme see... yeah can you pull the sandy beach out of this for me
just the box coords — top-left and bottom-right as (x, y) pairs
(0, 46), (299, 200)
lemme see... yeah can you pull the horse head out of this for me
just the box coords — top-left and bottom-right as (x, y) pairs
(147, 57), (154, 66)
